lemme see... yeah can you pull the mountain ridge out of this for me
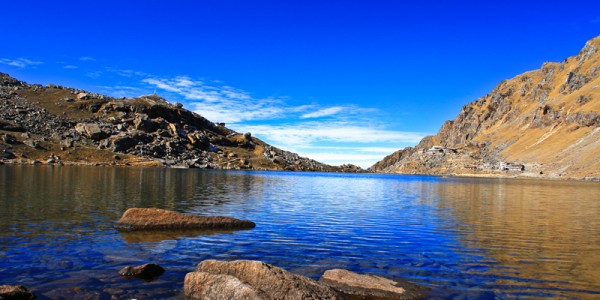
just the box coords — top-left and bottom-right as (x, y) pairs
(370, 36), (600, 180)
(0, 73), (363, 172)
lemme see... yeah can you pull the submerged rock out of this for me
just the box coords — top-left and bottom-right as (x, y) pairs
(114, 208), (256, 231)
(0, 285), (35, 300)
(320, 269), (425, 300)
(118, 263), (165, 281)
(185, 260), (341, 300)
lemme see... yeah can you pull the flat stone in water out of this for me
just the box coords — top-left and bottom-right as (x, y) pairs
(320, 269), (425, 300)
(114, 208), (256, 231)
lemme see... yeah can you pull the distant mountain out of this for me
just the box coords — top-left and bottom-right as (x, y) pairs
(370, 36), (600, 180)
(0, 73), (363, 172)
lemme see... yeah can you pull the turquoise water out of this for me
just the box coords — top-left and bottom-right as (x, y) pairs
(1, 166), (599, 299)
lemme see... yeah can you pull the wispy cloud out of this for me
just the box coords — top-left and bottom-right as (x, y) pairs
(79, 56), (96, 62)
(139, 73), (421, 166)
(63, 65), (78, 69)
(98, 85), (150, 98)
(86, 71), (103, 78)
(142, 76), (288, 123)
(241, 123), (425, 147)
(0, 58), (43, 68)
(301, 106), (345, 119)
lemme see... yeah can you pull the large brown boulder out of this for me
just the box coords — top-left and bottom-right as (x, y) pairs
(0, 285), (35, 300)
(185, 260), (341, 300)
(184, 272), (267, 300)
(320, 269), (424, 300)
(114, 208), (256, 231)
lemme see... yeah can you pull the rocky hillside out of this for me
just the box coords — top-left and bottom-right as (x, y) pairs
(0, 73), (363, 172)
(371, 36), (600, 180)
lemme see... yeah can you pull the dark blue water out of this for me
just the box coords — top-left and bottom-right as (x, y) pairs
(1, 166), (599, 299)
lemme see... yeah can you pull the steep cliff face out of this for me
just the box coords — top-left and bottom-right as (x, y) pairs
(0, 73), (363, 172)
(371, 36), (600, 180)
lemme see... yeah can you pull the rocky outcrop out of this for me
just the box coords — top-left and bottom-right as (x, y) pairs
(118, 263), (165, 280)
(0, 285), (35, 300)
(0, 72), (364, 172)
(114, 208), (256, 231)
(184, 272), (269, 300)
(371, 35), (600, 180)
(185, 260), (341, 300)
(320, 269), (424, 300)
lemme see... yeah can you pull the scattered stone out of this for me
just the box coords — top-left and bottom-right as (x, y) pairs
(0, 285), (35, 300)
(77, 92), (90, 100)
(23, 140), (40, 149)
(320, 269), (425, 300)
(118, 263), (165, 281)
(186, 260), (341, 300)
(75, 123), (104, 141)
(1, 134), (17, 144)
(42, 287), (110, 300)
(114, 208), (256, 231)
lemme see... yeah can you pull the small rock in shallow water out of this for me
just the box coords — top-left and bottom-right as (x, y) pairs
(319, 268), (425, 300)
(0, 285), (35, 300)
(118, 263), (165, 280)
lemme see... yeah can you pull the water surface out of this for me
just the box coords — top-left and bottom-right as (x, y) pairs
(1, 166), (599, 299)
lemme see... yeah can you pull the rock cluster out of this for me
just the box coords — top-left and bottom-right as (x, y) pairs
(184, 260), (424, 300)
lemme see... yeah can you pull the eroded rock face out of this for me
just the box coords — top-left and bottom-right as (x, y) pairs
(0, 285), (35, 300)
(118, 263), (165, 281)
(114, 208), (256, 231)
(320, 269), (424, 300)
(185, 260), (341, 300)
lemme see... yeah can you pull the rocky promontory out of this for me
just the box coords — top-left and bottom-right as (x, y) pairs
(371, 36), (600, 180)
(0, 73), (364, 172)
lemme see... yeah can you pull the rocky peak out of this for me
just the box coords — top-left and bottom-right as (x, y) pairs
(371, 35), (600, 180)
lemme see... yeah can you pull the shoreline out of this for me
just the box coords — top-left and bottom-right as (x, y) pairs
(2, 158), (598, 182)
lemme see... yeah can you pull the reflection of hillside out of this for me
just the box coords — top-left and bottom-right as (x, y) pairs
(0, 166), (264, 237)
(433, 178), (600, 296)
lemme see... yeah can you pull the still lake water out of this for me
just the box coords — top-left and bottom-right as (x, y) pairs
(1, 166), (600, 299)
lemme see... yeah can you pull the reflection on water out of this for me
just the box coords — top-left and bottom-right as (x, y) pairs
(0, 165), (599, 299)
(432, 178), (600, 298)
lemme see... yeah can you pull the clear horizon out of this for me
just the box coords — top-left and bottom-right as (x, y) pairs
(2, 1), (599, 168)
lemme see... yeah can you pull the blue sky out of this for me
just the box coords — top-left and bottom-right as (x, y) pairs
(1, 1), (599, 167)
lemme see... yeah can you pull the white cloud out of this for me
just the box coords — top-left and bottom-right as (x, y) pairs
(0, 58), (43, 68)
(240, 123), (425, 146)
(79, 56), (96, 61)
(142, 76), (288, 123)
(301, 106), (345, 119)
(98, 85), (149, 98)
(63, 65), (78, 69)
(86, 71), (102, 78)
(128, 73), (422, 167)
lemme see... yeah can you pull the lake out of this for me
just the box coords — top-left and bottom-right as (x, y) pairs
(1, 166), (599, 299)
